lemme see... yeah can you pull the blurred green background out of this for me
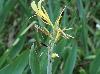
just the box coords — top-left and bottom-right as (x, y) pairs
(0, 0), (100, 74)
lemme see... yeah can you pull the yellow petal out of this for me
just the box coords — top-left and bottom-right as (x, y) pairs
(59, 28), (69, 39)
(42, 6), (50, 21)
(55, 6), (66, 25)
(38, 0), (44, 11)
(31, 0), (46, 20)
(31, 0), (53, 27)
(37, 0), (51, 25)
(38, 0), (44, 14)
(31, 1), (38, 12)
(55, 30), (61, 42)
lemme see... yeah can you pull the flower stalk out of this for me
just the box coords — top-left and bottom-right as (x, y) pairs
(47, 39), (55, 74)
(31, 0), (74, 74)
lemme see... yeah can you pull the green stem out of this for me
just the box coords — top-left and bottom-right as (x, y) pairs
(47, 39), (55, 74)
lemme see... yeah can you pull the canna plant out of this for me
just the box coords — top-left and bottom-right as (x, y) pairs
(31, 0), (74, 74)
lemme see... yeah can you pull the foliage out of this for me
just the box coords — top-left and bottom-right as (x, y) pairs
(0, 0), (100, 74)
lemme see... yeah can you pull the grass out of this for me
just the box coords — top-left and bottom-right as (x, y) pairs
(0, 0), (100, 74)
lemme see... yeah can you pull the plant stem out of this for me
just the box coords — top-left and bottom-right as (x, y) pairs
(47, 38), (55, 74)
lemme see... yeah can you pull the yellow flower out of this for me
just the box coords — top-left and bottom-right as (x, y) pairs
(31, 0), (74, 41)
(31, 0), (53, 27)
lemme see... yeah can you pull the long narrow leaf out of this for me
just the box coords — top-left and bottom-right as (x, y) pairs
(64, 41), (77, 74)
(0, 50), (29, 74)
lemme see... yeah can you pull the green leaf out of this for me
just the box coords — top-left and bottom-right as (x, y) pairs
(64, 41), (77, 74)
(29, 43), (41, 74)
(90, 51), (100, 74)
(0, 50), (29, 74)
(40, 47), (48, 74)
(77, 0), (88, 55)
(0, 51), (9, 68)
(8, 35), (26, 59)
(8, 21), (35, 59)
(53, 39), (71, 74)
